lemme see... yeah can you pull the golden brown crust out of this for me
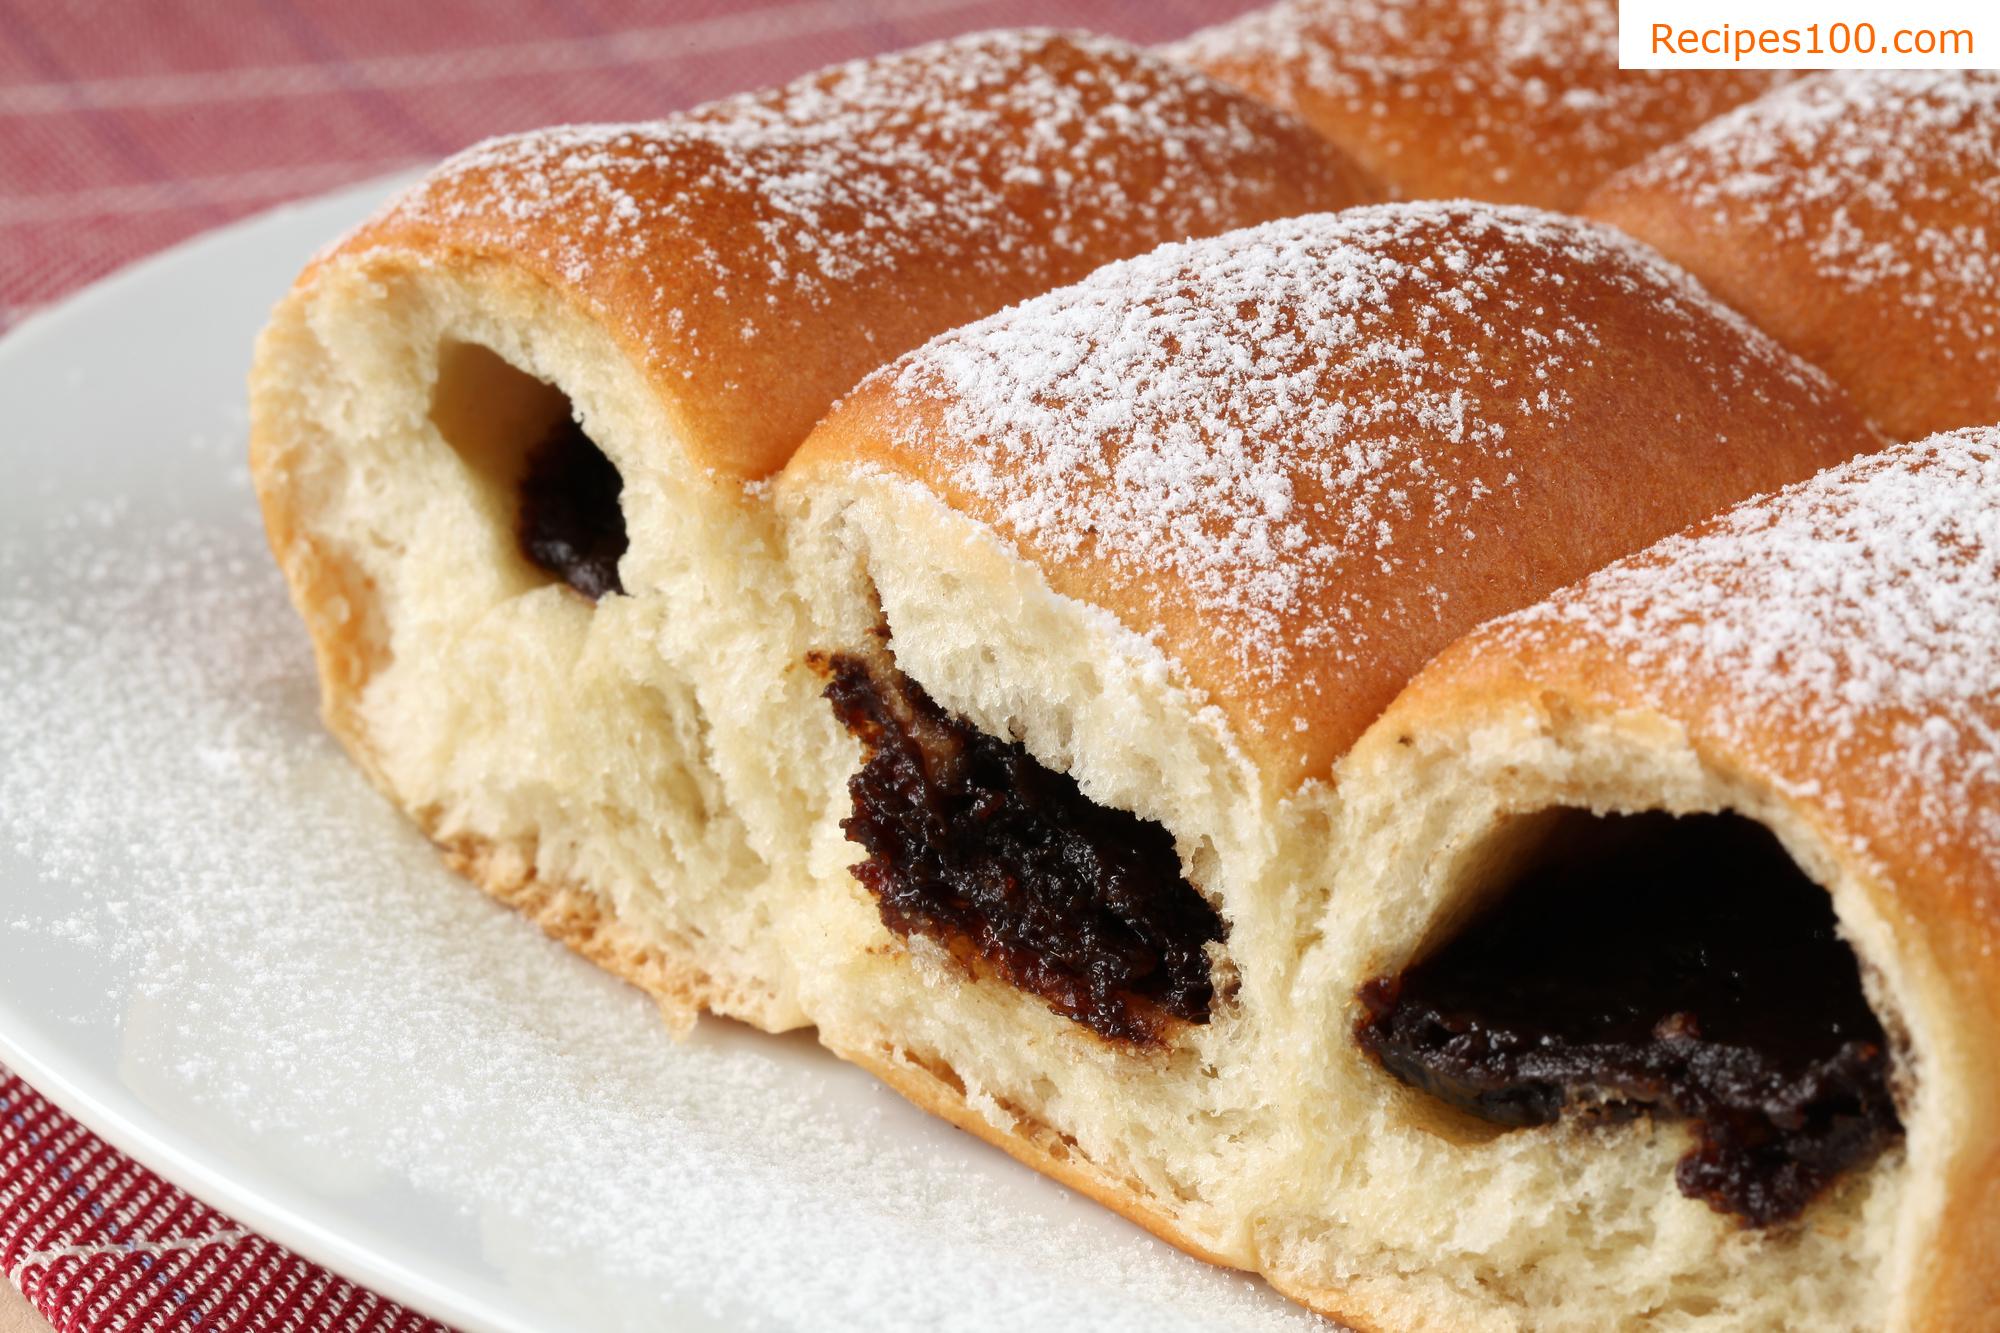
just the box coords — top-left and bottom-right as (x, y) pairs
(1169, 0), (1776, 210)
(784, 203), (1883, 790)
(820, 1045), (1420, 1333)
(1359, 431), (2000, 1329)
(254, 511), (388, 773)
(438, 833), (803, 1037)
(306, 29), (1376, 481)
(246, 291), (395, 767)
(1583, 72), (2000, 442)
(834, 1044), (1249, 1273)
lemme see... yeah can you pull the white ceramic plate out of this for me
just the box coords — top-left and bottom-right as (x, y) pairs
(0, 181), (1323, 1333)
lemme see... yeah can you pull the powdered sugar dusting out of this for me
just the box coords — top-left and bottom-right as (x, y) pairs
(0, 511), (1323, 1329)
(876, 201), (1832, 740)
(1609, 71), (1999, 350)
(1167, 0), (1769, 203)
(1496, 430), (2000, 876)
(359, 29), (1326, 367)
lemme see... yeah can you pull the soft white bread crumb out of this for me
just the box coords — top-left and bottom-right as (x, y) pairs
(251, 254), (834, 1030)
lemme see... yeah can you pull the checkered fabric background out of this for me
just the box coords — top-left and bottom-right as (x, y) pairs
(0, 1), (1259, 1329)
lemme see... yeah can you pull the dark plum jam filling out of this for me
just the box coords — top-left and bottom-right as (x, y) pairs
(822, 650), (1224, 1045)
(517, 416), (627, 600)
(1357, 811), (1903, 1227)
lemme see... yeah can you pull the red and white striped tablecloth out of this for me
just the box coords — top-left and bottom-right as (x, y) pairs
(0, 2), (1257, 1328)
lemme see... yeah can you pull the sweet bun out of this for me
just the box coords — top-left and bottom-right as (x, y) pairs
(1167, 0), (1777, 209)
(247, 28), (1375, 1033)
(1317, 428), (2000, 1329)
(773, 201), (1881, 1274)
(1583, 71), (2000, 441)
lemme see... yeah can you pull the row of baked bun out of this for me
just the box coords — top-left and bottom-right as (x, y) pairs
(246, 22), (1997, 1333)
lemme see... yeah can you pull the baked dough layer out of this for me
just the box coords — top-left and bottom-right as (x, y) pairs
(1169, 0), (1777, 209)
(1584, 71), (2000, 440)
